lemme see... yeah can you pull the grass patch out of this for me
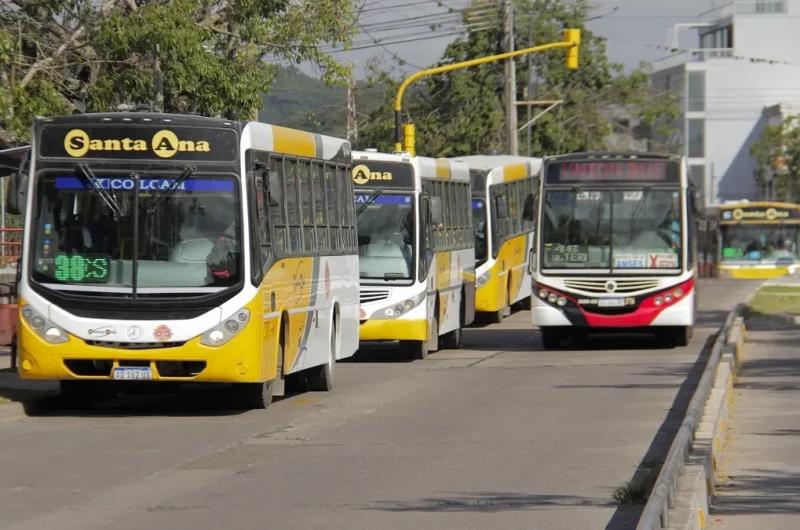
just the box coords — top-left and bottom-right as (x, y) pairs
(750, 286), (800, 315)
(613, 480), (651, 505)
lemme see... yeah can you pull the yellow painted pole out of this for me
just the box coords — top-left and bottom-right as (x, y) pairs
(393, 29), (581, 154)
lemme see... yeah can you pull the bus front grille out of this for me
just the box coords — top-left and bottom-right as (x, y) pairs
(563, 278), (661, 294)
(360, 289), (390, 304)
(85, 340), (186, 349)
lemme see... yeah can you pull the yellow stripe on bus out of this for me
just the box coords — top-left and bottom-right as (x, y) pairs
(435, 158), (451, 179)
(502, 163), (530, 183)
(272, 126), (316, 157)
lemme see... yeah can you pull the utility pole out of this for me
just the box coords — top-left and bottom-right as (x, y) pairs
(503, 0), (518, 155)
(346, 70), (358, 145)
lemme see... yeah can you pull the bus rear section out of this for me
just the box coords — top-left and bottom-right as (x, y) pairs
(532, 153), (696, 348)
(456, 155), (540, 323)
(15, 113), (359, 409)
(354, 151), (475, 359)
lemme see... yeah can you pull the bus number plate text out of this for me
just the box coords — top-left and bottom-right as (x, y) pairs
(113, 367), (153, 380)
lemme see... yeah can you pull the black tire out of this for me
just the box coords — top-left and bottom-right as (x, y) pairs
(441, 325), (463, 349)
(673, 326), (691, 347)
(230, 380), (274, 410)
(519, 296), (532, 311)
(489, 308), (504, 324)
(308, 318), (337, 391)
(427, 311), (440, 354)
(400, 340), (427, 360)
(540, 328), (563, 350)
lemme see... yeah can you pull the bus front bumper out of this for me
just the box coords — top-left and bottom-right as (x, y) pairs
(16, 317), (277, 383)
(359, 318), (427, 341)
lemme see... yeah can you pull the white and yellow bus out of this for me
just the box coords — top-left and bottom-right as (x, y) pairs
(353, 150), (475, 358)
(718, 201), (800, 279)
(10, 113), (359, 408)
(456, 156), (540, 323)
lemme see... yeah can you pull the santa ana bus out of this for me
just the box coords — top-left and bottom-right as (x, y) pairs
(353, 150), (475, 358)
(532, 153), (697, 348)
(455, 155), (540, 322)
(10, 113), (359, 409)
(717, 201), (800, 279)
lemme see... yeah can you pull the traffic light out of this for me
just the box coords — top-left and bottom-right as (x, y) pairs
(565, 29), (580, 70)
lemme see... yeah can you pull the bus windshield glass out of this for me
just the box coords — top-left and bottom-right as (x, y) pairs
(356, 193), (414, 281)
(31, 173), (241, 290)
(720, 225), (800, 263)
(541, 189), (682, 270)
(472, 198), (487, 264)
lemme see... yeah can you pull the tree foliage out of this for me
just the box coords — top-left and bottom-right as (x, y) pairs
(751, 114), (800, 201)
(0, 0), (356, 147)
(357, 0), (678, 156)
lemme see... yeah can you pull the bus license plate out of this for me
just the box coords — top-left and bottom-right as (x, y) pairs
(113, 367), (153, 380)
(598, 298), (625, 308)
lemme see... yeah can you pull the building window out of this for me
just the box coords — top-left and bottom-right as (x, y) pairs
(688, 72), (705, 112)
(688, 119), (705, 158)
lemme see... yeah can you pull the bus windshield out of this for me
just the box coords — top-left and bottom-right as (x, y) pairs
(356, 193), (414, 281)
(720, 225), (800, 263)
(472, 198), (487, 264)
(541, 189), (682, 270)
(31, 172), (241, 291)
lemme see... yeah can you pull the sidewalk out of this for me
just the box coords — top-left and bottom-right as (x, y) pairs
(709, 322), (800, 528)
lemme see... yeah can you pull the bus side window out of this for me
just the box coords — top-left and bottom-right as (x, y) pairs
(269, 156), (287, 255)
(312, 162), (328, 252)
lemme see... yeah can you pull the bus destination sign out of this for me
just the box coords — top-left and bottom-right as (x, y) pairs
(38, 125), (238, 162)
(547, 160), (679, 184)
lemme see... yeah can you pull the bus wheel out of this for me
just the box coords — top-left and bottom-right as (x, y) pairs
(441, 326), (462, 349)
(540, 328), (563, 350)
(489, 309), (504, 324)
(427, 312), (440, 353)
(401, 340), (427, 360)
(672, 326), (692, 347)
(230, 380), (274, 410)
(519, 296), (532, 311)
(308, 318), (337, 392)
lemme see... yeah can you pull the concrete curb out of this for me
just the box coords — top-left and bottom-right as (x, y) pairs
(0, 399), (28, 422)
(637, 311), (747, 530)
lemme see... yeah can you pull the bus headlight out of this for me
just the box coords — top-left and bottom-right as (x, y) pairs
(476, 271), (490, 288)
(378, 293), (425, 319)
(21, 305), (69, 344)
(201, 308), (250, 347)
(556, 297), (567, 307)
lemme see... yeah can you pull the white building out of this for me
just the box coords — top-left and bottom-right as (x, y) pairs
(651, 0), (800, 209)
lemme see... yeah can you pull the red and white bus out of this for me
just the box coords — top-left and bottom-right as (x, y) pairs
(531, 153), (697, 348)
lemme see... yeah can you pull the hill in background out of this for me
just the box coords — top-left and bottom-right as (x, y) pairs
(260, 67), (384, 139)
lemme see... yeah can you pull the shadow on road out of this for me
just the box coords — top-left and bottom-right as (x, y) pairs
(364, 491), (616, 512)
(713, 468), (800, 516)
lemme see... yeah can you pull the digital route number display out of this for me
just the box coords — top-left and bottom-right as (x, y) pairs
(54, 254), (110, 283)
(546, 160), (679, 184)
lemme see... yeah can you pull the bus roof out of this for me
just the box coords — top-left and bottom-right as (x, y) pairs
(352, 150), (470, 183)
(35, 112), (241, 130)
(453, 155), (542, 172)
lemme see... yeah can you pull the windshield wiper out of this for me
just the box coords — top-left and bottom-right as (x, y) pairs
(76, 164), (123, 219)
(356, 189), (382, 216)
(148, 165), (195, 213)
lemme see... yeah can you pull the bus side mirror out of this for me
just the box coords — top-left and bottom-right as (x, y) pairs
(6, 172), (27, 216)
(430, 196), (443, 227)
(528, 248), (537, 274)
(522, 193), (535, 221)
(495, 195), (508, 219)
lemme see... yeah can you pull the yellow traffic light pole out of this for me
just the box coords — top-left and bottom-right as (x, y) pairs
(393, 29), (581, 155)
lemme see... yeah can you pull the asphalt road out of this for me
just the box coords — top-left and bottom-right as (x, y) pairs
(0, 280), (760, 530)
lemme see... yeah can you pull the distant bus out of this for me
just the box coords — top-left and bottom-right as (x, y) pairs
(353, 151), (475, 358)
(718, 201), (800, 279)
(12, 113), (359, 408)
(456, 155), (540, 322)
(532, 153), (697, 348)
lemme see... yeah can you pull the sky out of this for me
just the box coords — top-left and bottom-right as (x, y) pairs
(319, 0), (724, 78)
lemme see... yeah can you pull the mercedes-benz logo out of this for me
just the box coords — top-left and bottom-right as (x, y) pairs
(605, 280), (617, 293)
(126, 326), (143, 340)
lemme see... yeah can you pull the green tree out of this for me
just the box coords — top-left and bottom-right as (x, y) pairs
(358, 0), (677, 156)
(751, 114), (800, 201)
(0, 0), (356, 147)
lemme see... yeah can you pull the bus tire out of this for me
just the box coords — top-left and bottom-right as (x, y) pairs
(540, 328), (563, 350)
(489, 309), (504, 324)
(427, 311), (440, 353)
(308, 316), (337, 392)
(401, 340), (428, 360)
(231, 380), (274, 410)
(673, 326), (691, 347)
(441, 326), (462, 349)
(519, 296), (532, 311)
